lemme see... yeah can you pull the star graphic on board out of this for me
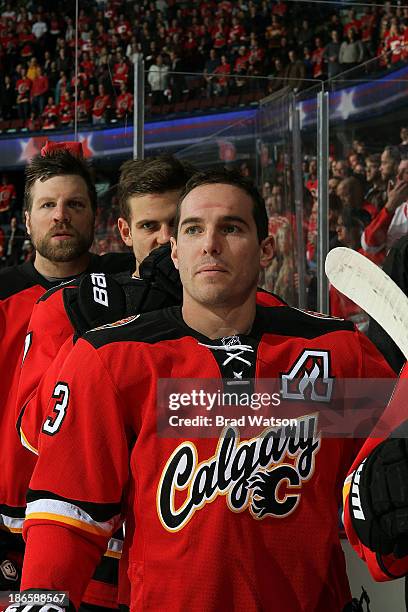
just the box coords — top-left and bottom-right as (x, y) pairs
(18, 136), (47, 162)
(18, 134), (94, 162)
(338, 89), (356, 120)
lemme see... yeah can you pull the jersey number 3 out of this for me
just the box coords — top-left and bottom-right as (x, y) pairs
(42, 382), (70, 436)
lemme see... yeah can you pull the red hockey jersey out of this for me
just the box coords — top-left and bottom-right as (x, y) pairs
(22, 305), (394, 611)
(0, 253), (133, 607)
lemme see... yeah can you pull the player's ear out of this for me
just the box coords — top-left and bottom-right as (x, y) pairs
(118, 217), (133, 247)
(170, 236), (179, 270)
(25, 210), (31, 236)
(259, 235), (274, 269)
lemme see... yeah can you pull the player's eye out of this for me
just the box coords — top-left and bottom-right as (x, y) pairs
(41, 202), (55, 208)
(221, 225), (241, 234)
(185, 225), (202, 235)
(69, 201), (86, 209)
(141, 222), (158, 230)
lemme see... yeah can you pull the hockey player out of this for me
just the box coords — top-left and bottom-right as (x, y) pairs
(14, 158), (284, 608)
(18, 169), (394, 612)
(0, 142), (133, 596)
(2, 155), (196, 606)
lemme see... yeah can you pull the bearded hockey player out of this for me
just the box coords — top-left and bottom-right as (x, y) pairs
(0, 143), (133, 599)
(17, 170), (394, 612)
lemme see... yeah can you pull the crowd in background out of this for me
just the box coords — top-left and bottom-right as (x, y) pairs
(0, 0), (408, 129)
(4, 124), (408, 334)
(1, 0), (408, 327)
(260, 126), (408, 326)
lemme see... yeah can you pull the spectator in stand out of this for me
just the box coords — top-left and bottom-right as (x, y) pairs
(16, 67), (31, 122)
(0, 75), (16, 120)
(333, 159), (350, 180)
(31, 12), (46, 38)
(380, 144), (400, 186)
(330, 209), (371, 330)
(284, 49), (306, 91)
(324, 30), (341, 79)
(4, 216), (25, 267)
(30, 66), (49, 115)
(0, 174), (16, 223)
(311, 36), (325, 80)
(213, 54), (231, 96)
(339, 29), (364, 72)
(360, 6), (376, 57)
(365, 154), (386, 210)
(77, 89), (92, 124)
(400, 126), (408, 157)
(148, 54), (169, 105)
(112, 52), (129, 88)
(384, 19), (403, 67)
(336, 176), (376, 223)
(296, 19), (313, 49)
(343, 8), (361, 39)
(168, 49), (185, 103)
(27, 57), (40, 82)
(306, 158), (318, 194)
(41, 95), (59, 130)
(361, 158), (408, 259)
(55, 71), (70, 104)
(203, 48), (220, 98)
(56, 48), (71, 75)
(116, 82), (133, 121)
(267, 57), (286, 94)
(92, 83), (111, 125)
(58, 92), (73, 127)
(234, 45), (250, 73)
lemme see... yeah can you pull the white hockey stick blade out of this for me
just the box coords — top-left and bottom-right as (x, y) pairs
(325, 247), (408, 360)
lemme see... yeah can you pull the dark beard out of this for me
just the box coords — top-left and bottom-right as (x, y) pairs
(33, 227), (94, 263)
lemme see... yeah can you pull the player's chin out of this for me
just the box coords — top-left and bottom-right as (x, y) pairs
(41, 239), (88, 262)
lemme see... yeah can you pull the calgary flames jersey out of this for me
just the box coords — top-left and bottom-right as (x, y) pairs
(22, 305), (394, 611)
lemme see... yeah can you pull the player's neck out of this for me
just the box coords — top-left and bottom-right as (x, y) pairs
(181, 292), (257, 340)
(33, 251), (92, 279)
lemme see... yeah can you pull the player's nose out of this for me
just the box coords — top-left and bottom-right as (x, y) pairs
(202, 228), (221, 255)
(157, 224), (173, 245)
(53, 200), (71, 223)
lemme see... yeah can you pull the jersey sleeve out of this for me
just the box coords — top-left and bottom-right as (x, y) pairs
(15, 288), (75, 423)
(361, 207), (393, 253)
(343, 361), (408, 581)
(18, 336), (75, 455)
(22, 337), (130, 609)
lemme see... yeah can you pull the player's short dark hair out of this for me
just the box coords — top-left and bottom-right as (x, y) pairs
(175, 169), (269, 243)
(24, 150), (97, 214)
(118, 155), (196, 222)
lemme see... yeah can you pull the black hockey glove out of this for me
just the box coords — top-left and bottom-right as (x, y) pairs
(139, 244), (182, 303)
(349, 438), (408, 557)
